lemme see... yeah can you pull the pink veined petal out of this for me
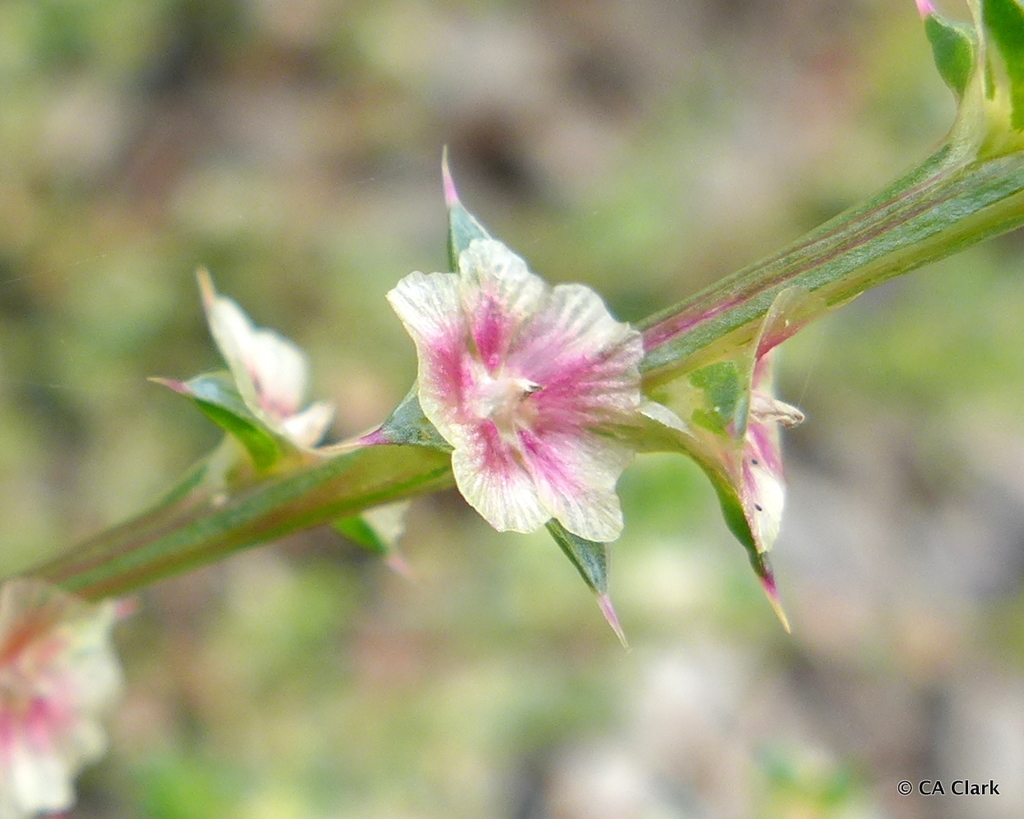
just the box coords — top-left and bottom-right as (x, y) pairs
(740, 353), (800, 553)
(387, 270), (473, 441)
(519, 427), (633, 542)
(513, 283), (643, 425)
(390, 236), (644, 540)
(451, 422), (549, 533)
(457, 240), (547, 372)
(744, 431), (795, 564)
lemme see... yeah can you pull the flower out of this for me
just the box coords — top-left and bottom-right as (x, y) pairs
(740, 352), (804, 555)
(199, 270), (334, 448)
(387, 238), (644, 542)
(640, 285), (807, 629)
(0, 579), (122, 819)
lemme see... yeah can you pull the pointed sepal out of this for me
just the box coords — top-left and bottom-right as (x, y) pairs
(920, 1), (978, 100)
(151, 373), (290, 471)
(752, 553), (791, 633)
(443, 149), (494, 270)
(361, 385), (452, 451)
(546, 520), (628, 646)
(332, 501), (413, 577)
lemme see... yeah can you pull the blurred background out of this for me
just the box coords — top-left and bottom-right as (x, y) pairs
(1, 0), (1023, 817)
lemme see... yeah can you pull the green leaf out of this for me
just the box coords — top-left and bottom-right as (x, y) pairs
(333, 515), (389, 555)
(332, 501), (407, 555)
(333, 502), (413, 576)
(153, 372), (288, 470)
(546, 520), (608, 595)
(924, 12), (977, 100)
(545, 520), (627, 646)
(689, 361), (744, 431)
(443, 150), (494, 270)
(983, 0), (1024, 129)
(370, 386), (452, 451)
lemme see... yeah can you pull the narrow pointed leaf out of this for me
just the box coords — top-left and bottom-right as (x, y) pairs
(924, 11), (978, 100)
(546, 520), (609, 595)
(546, 520), (628, 645)
(443, 151), (494, 269)
(332, 501), (410, 557)
(153, 373), (288, 470)
(333, 515), (390, 555)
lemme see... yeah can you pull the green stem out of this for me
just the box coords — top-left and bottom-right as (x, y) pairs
(640, 146), (1024, 382)
(19, 144), (1024, 600)
(32, 445), (452, 600)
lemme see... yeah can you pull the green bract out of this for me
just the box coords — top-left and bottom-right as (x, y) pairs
(921, 0), (1024, 157)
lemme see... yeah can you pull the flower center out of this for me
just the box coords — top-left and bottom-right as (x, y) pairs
(475, 372), (541, 434)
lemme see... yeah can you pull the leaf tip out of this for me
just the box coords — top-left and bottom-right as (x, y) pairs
(759, 569), (791, 633)
(357, 427), (390, 447)
(113, 596), (140, 620)
(196, 267), (216, 310)
(597, 593), (629, 649)
(149, 376), (190, 395)
(384, 552), (416, 581)
(441, 146), (460, 209)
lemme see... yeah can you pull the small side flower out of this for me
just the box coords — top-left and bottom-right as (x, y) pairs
(198, 270), (335, 449)
(0, 579), (123, 819)
(643, 289), (808, 629)
(387, 238), (644, 543)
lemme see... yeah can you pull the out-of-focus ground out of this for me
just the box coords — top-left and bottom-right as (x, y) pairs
(1, 0), (1022, 817)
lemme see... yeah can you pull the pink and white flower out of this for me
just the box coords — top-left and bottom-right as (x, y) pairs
(0, 579), (122, 819)
(387, 238), (644, 542)
(199, 270), (334, 448)
(741, 352), (804, 555)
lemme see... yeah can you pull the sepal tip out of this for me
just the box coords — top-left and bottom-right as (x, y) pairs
(148, 376), (189, 395)
(597, 593), (629, 650)
(441, 146), (460, 209)
(384, 552), (416, 581)
(757, 563), (791, 633)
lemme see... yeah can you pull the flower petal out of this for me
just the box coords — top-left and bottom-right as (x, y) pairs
(199, 271), (329, 450)
(458, 240), (547, 372)
(243, 327), (309, 419)
(520, 427), (632, 542)
(515, 282), (643, 425)
(451, 422), (549, 533)
(390, 233), (643, 541)
(204, 290), (310, 421)
(387, 270), (472, 442)
(0, 580), (121, 819)
(279, 400), (335, 448)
